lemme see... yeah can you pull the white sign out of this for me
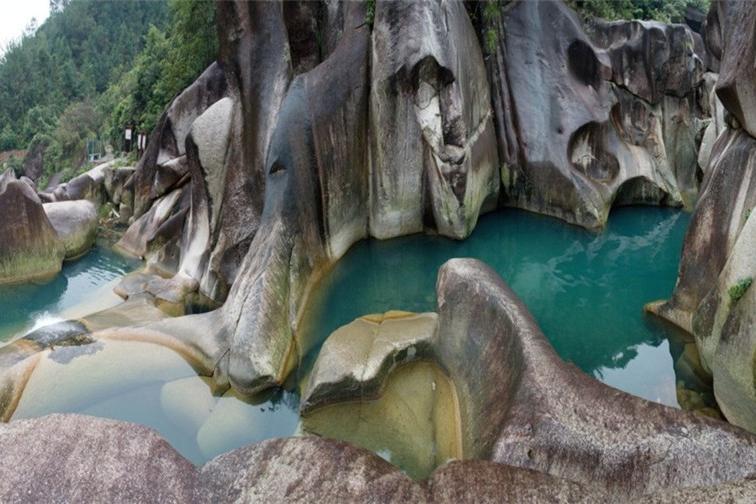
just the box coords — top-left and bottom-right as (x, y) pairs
(125, 128), (132, 141)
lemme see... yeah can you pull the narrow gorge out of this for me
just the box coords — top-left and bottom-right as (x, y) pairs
(0, 0), (754, 501)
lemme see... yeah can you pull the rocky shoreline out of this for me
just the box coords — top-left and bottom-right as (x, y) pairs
(0, 0), (754, 501)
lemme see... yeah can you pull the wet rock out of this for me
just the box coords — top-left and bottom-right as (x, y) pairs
(198, 436), (424, 503)
(12, 339), (197, 419)
(647, 127), (755, 334)
(369, 0), (499, 239)
(691, 209), (755, 432)
(437, 259), (756, 495)
(302, 359), (462, 480)
(301, 311), (438, 412)
(160, 376), (217, 439)
(0, 414), (195, 503)
(0, 173), (64, 284)
(43, 200), (98, 259)
(115, 186), (189, 259)
(22, 320), (91, 348)
(195, 388), (298, 462)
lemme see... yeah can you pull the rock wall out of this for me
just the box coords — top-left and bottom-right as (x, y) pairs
(647, 0), (756, 434)
(484, 0), (706, 229)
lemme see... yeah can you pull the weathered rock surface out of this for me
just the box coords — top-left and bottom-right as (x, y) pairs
(43, 200), (97, 259)
(131, 63), (227, 218)
(0, 172), (64, 284)
(485, 0), (705, 229)
(711, 0), (756, 139)
(301, 311), (438, 411)
(219, 0), (370, 394)
(198, 436), (424, 503)
(297, 258), (756, 493)
(0, 414), (196, 503)
(369, 0), (499, 239)
(436, 259), (756, 494)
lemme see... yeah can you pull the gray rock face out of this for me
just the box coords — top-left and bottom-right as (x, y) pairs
(437, 259), (756, 495)
(369, 0), (499, 240)
(0, 173), (64, 284)
(44, 200), (98, 259)
(132, 63), (227, 218)
(219, 1), (370, 394)
(646, 1), (756, 435)
(486, 0), (705, 229)
(712, 0), (756, 139)
(198, 437), (423, 503)
(0, 414), (196, 503)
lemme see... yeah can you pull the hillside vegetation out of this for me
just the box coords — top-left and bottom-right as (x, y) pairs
(0, 0), (216, 185)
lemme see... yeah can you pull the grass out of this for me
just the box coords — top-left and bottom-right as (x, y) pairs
(728, 277), (753, 303)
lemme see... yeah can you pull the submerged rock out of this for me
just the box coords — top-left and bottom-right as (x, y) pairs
(0, 172), (64, 284)
(43, 200), (98, 259)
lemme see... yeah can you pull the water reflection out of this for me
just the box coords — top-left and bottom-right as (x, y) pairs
(300, 207), (691, 407)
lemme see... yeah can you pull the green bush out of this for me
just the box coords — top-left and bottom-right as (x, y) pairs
(728, 277), (753, 303)
(567, 0), (711, 22)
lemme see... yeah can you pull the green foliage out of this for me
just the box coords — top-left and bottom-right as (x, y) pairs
(0, 125), (18, 151)
(102, 0), (218, 146)
(728, 277), (753, 303)
(0, 0), (217, 181)
(0, 0), (169, 150)
(567, 0), (710, 23)
(482, 1), (500, 54)
(365, 0), (376, 28)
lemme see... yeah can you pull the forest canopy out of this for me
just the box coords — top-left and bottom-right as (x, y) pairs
(0, 0), (216, 184)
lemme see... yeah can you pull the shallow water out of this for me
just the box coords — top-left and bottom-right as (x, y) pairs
(0, 246), (138, 341)
(5, 207), (692, 471)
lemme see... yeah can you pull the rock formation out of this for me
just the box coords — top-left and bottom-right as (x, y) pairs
(2, 260), (756, 501)
(483, 0), (706, 229)
(647, 0), (756, 434)
(369, 0), (499, 239)
(0, 170), (64, 284)
(43, 200), (97, 259)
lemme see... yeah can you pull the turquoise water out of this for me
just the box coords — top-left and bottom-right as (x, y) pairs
(5, 207), (692, 467)
(0, 246), (138, 341)
(300, 206), (691, 406)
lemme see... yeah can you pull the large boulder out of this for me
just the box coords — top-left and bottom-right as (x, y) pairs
(199, 436), (423, 502)
(0, 414), (195, 503)
(44, 200), (98, 259)
(485, 0), (705, 229)
(647, 128), (755, 331)
(0, 173), (64, 284)
(369, 0), (499, 239)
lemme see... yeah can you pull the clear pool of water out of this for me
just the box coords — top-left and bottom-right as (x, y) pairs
(0, 246), (139, 341)
(5, 207), (693, 468)
(300, 206), (691, 406)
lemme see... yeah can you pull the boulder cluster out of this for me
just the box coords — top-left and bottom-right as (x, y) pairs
(0, 0), (755, 501)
